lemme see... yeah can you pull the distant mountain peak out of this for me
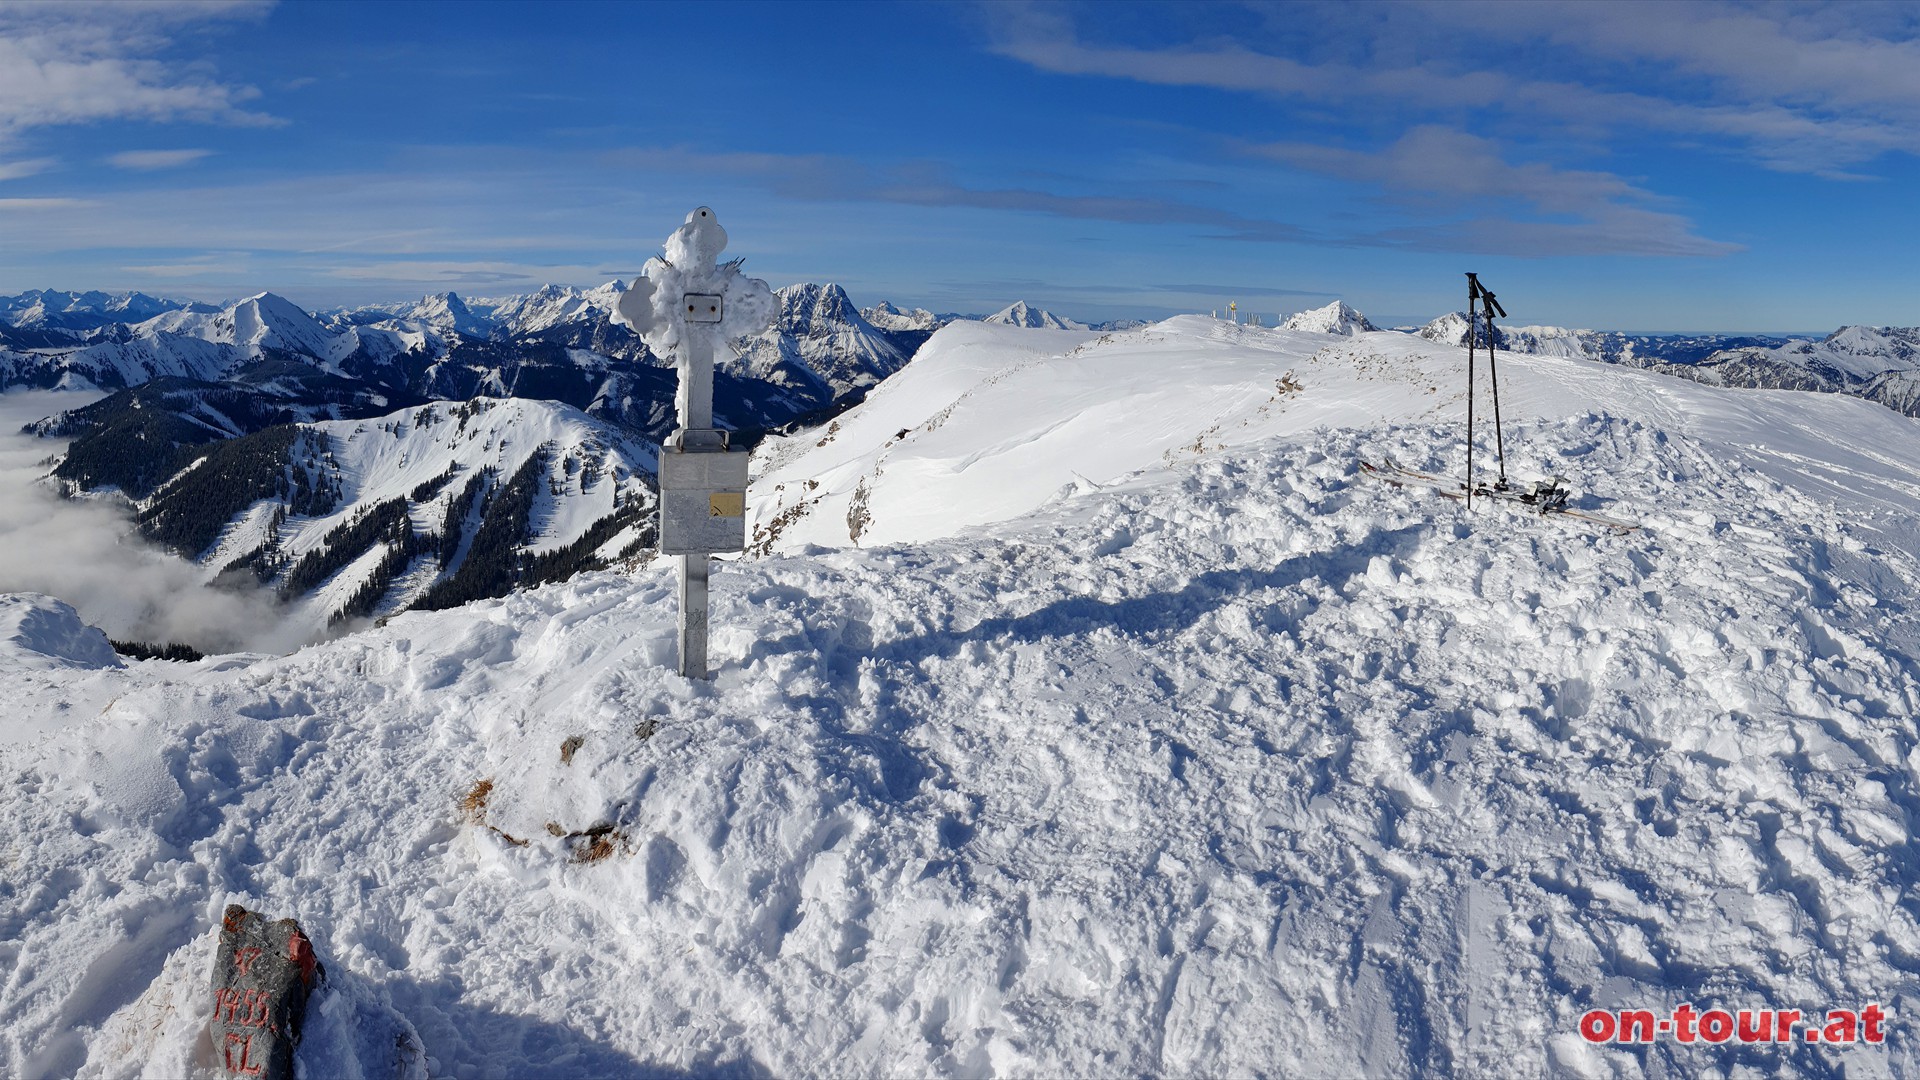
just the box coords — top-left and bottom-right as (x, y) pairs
(1280, 300), (1378, 336)
(984, 301), (1088, 331)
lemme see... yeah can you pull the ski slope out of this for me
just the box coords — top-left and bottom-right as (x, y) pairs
(3, 318), (1920, 1077)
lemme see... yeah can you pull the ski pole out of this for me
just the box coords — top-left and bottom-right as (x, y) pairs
(1485, 291), (1507, 489)
(1464, 273), (1476, 507)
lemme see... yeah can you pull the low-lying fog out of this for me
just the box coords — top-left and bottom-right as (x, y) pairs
(0, 389), (311, 655)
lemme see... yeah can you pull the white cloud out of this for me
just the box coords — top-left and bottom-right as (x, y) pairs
(0, 155), (55, 180)
(107, 148), (211, 170)
(0, 196), (88, 210)
(1256, 126), (1738, 258)
(986, 1), (1920, 175)
(0, 1), (276, 138)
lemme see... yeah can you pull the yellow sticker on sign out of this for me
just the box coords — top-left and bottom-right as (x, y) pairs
(708, 492), (745, 517)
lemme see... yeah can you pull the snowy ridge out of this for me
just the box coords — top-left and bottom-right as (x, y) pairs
(479, 281), (629, 338)
(0, 290), (210, 333)
(136, 292), (341, 364)
(147, 397), (658, 641)
(1700, 324), (1920, 383)
(1411, 313), (1920, 418)
(750, 316), (1920, 556)
(862, 301), (948, 333)
(0, 594), (122, 672)
(0, 333), (237, 391)
(1414, 311), (1746, 363)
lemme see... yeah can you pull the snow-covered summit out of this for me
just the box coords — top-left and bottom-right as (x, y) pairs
(140, 396), (658, 640)
(1279, 300), (1378, 336)
(1417, 312), (1597, 359)
(730, 283), (911, 400)
(137, 291), (339, 361)
(399, 291), (493, 339)
(1416, 310), (1485, 347)
(777, 282), (868, 332)
(11, 310), (1920, 1075)
(1714, 323), (1920, 382)
(484, 280), (629, 338)
(984, 300), (1088, 331)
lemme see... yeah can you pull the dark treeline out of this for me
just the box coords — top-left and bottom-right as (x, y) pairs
(136, 427), (343, 558)
(413, 450), (549, 611)
(281, 497), (418, 599)
(109, 639), (205, 663)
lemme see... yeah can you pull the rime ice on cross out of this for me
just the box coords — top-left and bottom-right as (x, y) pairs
(613, 207), (773, 678)
(615, 207), (774, 437)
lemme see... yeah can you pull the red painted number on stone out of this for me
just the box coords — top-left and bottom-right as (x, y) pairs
(213, 987), (271, 1027)
(233, 947), (263, 977)
(223, 1031), (264, 1075)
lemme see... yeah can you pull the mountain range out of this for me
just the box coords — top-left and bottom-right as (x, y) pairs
(1412, 310), (1920, 417)
(7, 283), (1920, 637)
(2, 282), (923, 630)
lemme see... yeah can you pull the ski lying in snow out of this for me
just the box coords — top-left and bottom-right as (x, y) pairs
(1360, 459), (1641, 535)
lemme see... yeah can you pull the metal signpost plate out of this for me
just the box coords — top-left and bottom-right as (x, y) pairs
(658, 443), (750, 555)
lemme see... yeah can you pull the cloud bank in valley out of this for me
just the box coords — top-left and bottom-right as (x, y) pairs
(0, 389), (310, 655)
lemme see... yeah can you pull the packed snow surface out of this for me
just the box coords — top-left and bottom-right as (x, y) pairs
(4, 317), (1920, 1076)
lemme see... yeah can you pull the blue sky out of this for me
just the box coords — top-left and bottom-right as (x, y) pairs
(0, 0), (1916, 331)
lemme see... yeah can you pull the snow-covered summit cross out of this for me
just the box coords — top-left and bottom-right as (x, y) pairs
(615, 206), (775, 437)
(613, 207), (773, 679)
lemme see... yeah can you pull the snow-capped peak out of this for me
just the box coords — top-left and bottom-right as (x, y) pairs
(1280, 300), (1378, 336)
(406, 291), (492, 338)
(778, 282), (865, 328)
(985, 301), (1088, 331)
(133, 292), (337, 360)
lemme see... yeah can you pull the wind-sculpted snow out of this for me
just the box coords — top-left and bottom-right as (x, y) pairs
(0, 594), (122, 672)
(3, 383), (1920, 1074)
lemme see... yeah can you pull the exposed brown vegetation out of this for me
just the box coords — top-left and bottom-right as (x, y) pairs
(565, 822), (628, 864)
(559, 735), (584, 765)
(459, 778), (493, 823)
